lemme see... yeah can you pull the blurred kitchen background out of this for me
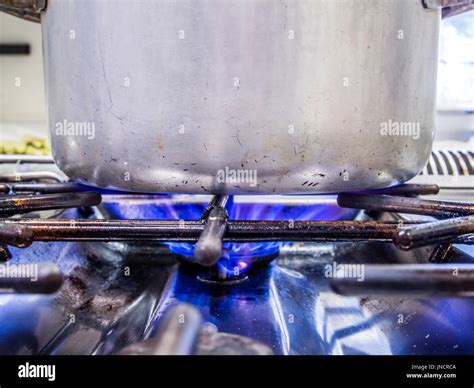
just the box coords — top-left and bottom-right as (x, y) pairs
(0, 10), (473, 155)
(1, 12), (48, 154)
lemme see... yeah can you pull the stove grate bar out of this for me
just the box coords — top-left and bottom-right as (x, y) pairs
(194, 195), (229, 266)
(0, 218), (471, 245)
(337, 192), (474, 218)
(0, 191), (102, 217)
(393, 215), (474, 250)
(330, 263), (474, 297)
(0, 184), (471, 251)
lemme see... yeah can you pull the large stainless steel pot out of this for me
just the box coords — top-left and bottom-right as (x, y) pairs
(2, 0), (472, 194)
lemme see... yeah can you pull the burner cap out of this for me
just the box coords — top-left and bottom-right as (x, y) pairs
(197, 273), (249, 286)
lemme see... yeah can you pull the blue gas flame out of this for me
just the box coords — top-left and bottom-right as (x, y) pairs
(165, 200), (353, 272)
(102, 196), (356, 272)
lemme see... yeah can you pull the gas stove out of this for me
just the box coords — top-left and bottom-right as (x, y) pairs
(0, 153), (473, 356)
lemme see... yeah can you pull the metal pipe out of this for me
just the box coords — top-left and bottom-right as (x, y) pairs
(118, 304), (202, 355)
(0, 262), (63, 294)
(362, 184), (440, 196)
(0, 171), (63, 183)
(338, 193), (474, 218)
(330, 263), (474, 297)
(0, 182), (86, 194)
(2, 218), (467, 244)
(393, 215), (474, 250)
(0, 191), (102, 217)
(0, 223), (33, 248)
(194, 195), (229, 266)
(0, 154), (54, 164)
(199, 195), (228, 221)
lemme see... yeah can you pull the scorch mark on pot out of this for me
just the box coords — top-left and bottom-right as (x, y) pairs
(233, 130), (243, 147)
(98, 41), (113, 109)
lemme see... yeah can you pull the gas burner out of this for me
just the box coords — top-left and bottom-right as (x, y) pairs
(195, 247), (277, 285)
(168, 242), (281, 267)
(96, 192), (353, 266)
(197, 271), (249, 286)
(0, 157), (474, 355)
(0, 178), (472, 295)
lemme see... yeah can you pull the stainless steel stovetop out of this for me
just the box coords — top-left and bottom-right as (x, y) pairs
(0, 153), (473, 355)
